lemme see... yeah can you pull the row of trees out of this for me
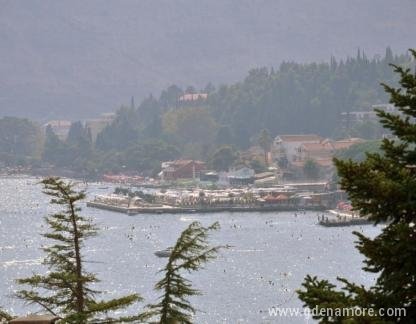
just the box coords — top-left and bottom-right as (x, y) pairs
(0, 177), (223, 323)
(93, 48), (409, 159)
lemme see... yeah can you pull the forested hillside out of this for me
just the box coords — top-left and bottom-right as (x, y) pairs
(99, 49), (410, 152)
(0, 49), (413, 176)
(0, 0), (414, 119)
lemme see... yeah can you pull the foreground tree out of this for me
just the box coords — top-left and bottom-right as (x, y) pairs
(298, 50), (416, 322)
(16, 177), (141, 323)
(141, 221), (224, 324)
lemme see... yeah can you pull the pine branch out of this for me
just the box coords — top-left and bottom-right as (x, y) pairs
(142, 221), (226, 323)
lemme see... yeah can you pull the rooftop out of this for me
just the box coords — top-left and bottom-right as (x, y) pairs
(277, 134), (322, 142)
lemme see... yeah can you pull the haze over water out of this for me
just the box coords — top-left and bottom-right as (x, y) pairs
(0, 177), (380, 323)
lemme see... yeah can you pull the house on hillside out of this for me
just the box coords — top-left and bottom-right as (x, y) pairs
(272, 135), (364, 180)
(271, 134), (322, 166)
(43, 120), (72, 140)
(295, 138), (364, 177)
(85, 112), (116, 142)
(160, 160), (206, 181)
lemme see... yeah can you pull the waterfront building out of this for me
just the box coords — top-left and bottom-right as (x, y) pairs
(160, 160), (207, 181)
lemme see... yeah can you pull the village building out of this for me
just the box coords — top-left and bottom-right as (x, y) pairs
(160, 160), (206, 181)
(178, 93), (208, 102)
(226, 167), (255, 186)
(85, 112), (116, 142)
(294, 138), (363, 168)
(271, 134), (323, 165)
(43, 120), (72, 140)
(272, 134), (364, 179)
(340, 103), (398, 136)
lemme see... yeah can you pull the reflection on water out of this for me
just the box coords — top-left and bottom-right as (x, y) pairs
(0, 177), (380, 323)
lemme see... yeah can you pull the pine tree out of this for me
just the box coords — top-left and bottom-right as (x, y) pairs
(297, 50), (416, 322)
(257, 129), (272, 165)
(16, 177), (141, 323)
(141, 221), (225, 324)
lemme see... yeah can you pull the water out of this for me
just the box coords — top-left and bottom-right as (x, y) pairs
(0, 177), (380, 323)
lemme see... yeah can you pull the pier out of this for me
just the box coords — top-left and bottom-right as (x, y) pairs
(86, 201), (325, 215)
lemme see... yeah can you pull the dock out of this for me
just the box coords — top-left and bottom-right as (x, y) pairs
(318, 209), (373, 227)
(86, 201), (325, 215)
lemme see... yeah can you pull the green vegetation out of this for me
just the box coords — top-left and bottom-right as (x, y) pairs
(16, 178), (141, 323)
(0, 117), (42, 166)
(0, 48), (412, 178)
(208, 145), (238, 171)
(335, 140), (382, 161)
(141, 221), (224, 323)
(298, 49), (416, 322)
(256, 129), (272, 165)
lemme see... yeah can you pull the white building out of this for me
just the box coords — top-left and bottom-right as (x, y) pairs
(43, 120), (72, 140)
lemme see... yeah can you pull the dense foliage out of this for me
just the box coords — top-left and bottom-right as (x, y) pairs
(335, 140), (382, 162)
(16, 178), (141, 323)
(0, 117), (42, 166)
(298, 49), (416, 323)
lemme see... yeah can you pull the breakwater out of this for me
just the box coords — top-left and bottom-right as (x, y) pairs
(86, 201), (325, 215)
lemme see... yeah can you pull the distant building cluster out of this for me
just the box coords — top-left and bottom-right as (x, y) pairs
(271, 134), (363, 178)
(43, 112), (116, 141)
(160, 160), (207, 181)
(341, 103), (397, 135)
(178, 93), (208, 102)
(43, 120), (72, 140)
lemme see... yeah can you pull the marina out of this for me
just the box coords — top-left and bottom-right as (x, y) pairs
(86, 185), (340, 215)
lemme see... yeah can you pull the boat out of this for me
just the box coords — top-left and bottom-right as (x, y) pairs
(154, 247), (173, 258)
(319, 217), (373, 227)
(319, 209), (373, 227)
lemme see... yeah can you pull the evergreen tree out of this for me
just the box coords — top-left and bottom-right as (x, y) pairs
(298, 50), (416, 322)
(257, 129), (272, 165)
(16, 177), (141, 323)
(209, 145), (238, 171)
(141, 221), (224, 324)
(42, 125), (70, 166)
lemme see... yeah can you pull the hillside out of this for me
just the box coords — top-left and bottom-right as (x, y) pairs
(0, 0), (415, 120)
